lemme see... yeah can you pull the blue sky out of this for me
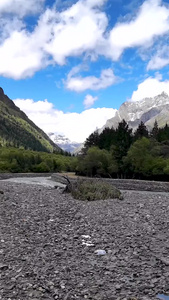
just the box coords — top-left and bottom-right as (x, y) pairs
(1, 0), (169, 142)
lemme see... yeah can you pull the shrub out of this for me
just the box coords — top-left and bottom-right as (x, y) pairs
(32, 162), (50, 172)
(68, 179), (122, 201)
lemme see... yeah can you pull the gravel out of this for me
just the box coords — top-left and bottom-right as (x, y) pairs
(0, 178), (169, 300)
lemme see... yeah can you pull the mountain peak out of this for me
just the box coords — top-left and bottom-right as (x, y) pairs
(0, 87), (4, 95)
(161, 91), (168, 97)
(155, 91), (169, 100)
(99, 92), (169, 133)
(48, 133), (82, 153)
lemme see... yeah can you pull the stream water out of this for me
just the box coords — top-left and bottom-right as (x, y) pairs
(1, 176), (66, 188)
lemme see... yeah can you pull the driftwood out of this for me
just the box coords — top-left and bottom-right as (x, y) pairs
(62, 176), (73, 193)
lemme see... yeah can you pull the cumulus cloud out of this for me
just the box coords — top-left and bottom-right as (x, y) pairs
(0, 30), (47, 79)
(0, 7), (56, 79)
(0, 17), (24, 43)
(0, 0), (108, 79)
(44, 0), (108, 65)
(83, 95), (98, 108)
(0, 0), (45, 16)
(14, 98), (54, 113)
(65, 68), (117, 92)
(14, 98), (116, 142)
(131, 75), (169, 101)
(0, 0), (169, 79)
(109, 0), (169, 60)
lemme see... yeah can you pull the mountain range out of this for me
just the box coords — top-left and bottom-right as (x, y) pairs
(99, 92), (169, 134)
(0, 87), (60, 152)
(1, 87), (169, 154)
(48, 133), (81, 153)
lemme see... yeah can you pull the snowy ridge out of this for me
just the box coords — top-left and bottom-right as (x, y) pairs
(99, 92), (169, 133)
(48, 133), (82, 153)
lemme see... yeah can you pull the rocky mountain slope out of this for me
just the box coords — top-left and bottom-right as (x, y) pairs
(99, 92), (169, 133)
(0, 88), (60, 152)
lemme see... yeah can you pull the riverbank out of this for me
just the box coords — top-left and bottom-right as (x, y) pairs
(0, 179), (169, 300)
(1, 172), (169, 192)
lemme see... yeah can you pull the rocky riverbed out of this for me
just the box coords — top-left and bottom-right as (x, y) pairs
(0, 178), (169, 300)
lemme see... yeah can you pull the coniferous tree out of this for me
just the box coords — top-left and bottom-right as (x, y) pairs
(158, 123), (169, 142)
(134, 121), (149, 140)
(83, 131), (100, 154)
(114, 119), (133, 177)
(151, 120), (159, 140)
(98, 127), (116, 150)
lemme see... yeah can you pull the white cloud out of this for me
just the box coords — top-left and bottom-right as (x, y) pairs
(131, 75), (169, 101)
(0, 0), (108, 79)
(0, 8), (55, 79)
(65, 68), (117, 92)
(0, 0), (45, 16)
(147, 45), (169, 70)
(0, 0), (169, 79)
(14, 98), (54, 113)
(14, 98), (116, 142)
(44, 0), (108, 65)
(0, 30), (47, 79)
(0, 17), (24, 42)
(109, 0), (169, 60)
(83, 95), (98, 108)
(147, 56), (169, 70)
(85, 0), (107, 8)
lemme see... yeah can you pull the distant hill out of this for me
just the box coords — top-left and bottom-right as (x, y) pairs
(99, 92), (169, 134)
(0, 87), (61, 152)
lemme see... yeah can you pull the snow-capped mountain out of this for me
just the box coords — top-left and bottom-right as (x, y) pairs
(48, 133), (82, 153)
(99, 92), (169, 133)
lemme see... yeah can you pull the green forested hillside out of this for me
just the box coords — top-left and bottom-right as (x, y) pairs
(0, 88), (60, 153)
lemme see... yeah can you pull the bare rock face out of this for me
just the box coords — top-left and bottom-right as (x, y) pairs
(99, 92), (169, 133)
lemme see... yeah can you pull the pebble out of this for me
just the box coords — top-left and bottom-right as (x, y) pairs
(95, 249), (106, 255)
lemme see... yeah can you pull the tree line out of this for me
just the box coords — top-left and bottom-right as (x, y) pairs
(0, 148), (77, 173)
(76, 120), (169, 180)
(0, 120), (169, 181)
